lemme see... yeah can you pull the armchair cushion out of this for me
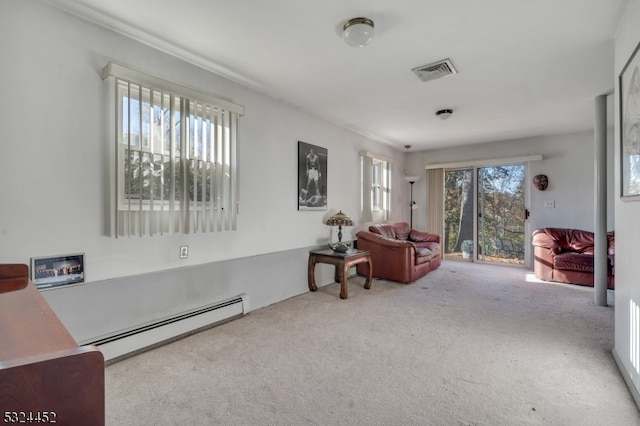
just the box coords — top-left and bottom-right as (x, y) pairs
(543, 228), (596, 254)
(415, 247), (437, 265)
(554, 252), (595, 273)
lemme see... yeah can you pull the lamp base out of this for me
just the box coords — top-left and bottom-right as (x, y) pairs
(328, 242), (351, 253)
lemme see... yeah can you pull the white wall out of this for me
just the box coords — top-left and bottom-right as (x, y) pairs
(0, 2), (627, 370)
(614, 0), (640, 405)
(0, 1), (405, 340)
(404, 129), (614, 243)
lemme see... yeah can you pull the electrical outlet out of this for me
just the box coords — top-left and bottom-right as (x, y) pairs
(180, 245), (189, 259)
(544, 200), (555, 208)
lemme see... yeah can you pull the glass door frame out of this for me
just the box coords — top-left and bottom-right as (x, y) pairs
(442, 158), (535, 268)
(475, 163), (527, 265)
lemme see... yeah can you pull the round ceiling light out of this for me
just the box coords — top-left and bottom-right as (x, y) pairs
(436, 109), (453, 120)
(343, 17), (375, 48)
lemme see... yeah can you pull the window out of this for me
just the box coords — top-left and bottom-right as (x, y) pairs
(361, 151), (392, 223)
(371, 158), (390, 211)
(103, 63), (244, 236)
(427, 154), (541, 266)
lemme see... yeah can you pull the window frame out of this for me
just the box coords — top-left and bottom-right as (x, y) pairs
(103, 63), (243, 236)
(371, 158), (390, 212)
(360, 151), (392, 222)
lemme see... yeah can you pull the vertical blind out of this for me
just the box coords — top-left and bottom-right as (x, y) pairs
(426, 168), (444, 237)
(102, 63), (244, 237)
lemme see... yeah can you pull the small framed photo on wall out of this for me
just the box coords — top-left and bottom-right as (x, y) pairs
(298, 141), (327, 210)
(620, 40), (640, 200)
(31, 253), (85, 290)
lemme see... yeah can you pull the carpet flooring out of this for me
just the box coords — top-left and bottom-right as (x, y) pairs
(105, 261), (639, 425)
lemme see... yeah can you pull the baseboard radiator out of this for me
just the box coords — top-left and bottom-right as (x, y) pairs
(85, 294), (249, 363)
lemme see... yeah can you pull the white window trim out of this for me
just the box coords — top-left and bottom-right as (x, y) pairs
(360, 151), (392, 223)
(102, 63), (244, 116)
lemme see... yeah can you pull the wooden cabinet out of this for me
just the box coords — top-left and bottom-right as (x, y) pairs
(0, 264), (104, 425)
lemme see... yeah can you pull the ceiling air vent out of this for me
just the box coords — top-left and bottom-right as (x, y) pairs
(412, 58), (458, 83)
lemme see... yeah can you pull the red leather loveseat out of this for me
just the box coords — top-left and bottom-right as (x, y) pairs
(532, 228), (614, 289)
(356, 222), (441, 284)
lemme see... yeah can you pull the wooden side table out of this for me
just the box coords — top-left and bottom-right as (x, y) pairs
(308, 249), (373, 299)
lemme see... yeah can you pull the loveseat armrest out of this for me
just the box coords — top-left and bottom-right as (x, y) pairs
(532, 229), (560, 253)
(356, 230), (418, 283)
(532, 229), (558, 281)
(409, 230), (440, 244)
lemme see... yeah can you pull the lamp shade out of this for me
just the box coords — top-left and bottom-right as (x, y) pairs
(343, 18), (375, 48)
(326, 210), (353, 226)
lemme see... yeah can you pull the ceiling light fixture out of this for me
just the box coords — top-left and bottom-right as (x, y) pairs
(343, 17), (375, 48)
(436, 109), (453, 120)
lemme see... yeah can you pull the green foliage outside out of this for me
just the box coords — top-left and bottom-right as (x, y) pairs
(445, 165), (525, 261)
(124, 150), (215, 204)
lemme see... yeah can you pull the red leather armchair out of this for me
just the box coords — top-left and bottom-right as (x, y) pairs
(356, 222), (441, 284)
(532, 228), (614, 289)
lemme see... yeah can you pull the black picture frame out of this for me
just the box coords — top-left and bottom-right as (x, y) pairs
(31, 253), (85, 290)
(298, 141), (327, 210)
(620, 39), (640, 200)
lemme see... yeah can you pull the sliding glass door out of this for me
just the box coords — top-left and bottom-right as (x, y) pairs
(444, 168), (475, 260)
(444, 164), (526, 265)
(476, 165), (525, 264)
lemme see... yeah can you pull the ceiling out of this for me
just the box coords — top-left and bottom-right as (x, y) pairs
(47, 0), (628, 151)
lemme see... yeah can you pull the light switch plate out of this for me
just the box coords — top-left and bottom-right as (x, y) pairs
(180, 245), (189, 259)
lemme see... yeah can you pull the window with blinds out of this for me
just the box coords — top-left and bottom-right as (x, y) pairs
(102, 63), (244, 237)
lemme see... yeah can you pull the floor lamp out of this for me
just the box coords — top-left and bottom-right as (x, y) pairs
(405, 176), (420, 229)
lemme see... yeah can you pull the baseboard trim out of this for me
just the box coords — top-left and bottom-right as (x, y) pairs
(612, 348), (640, 411)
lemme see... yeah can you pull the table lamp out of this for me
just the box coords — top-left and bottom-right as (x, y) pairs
(326, 210), (353, 253)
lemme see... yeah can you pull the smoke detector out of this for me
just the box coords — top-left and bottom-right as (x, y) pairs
(412, 58), (458, 83)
